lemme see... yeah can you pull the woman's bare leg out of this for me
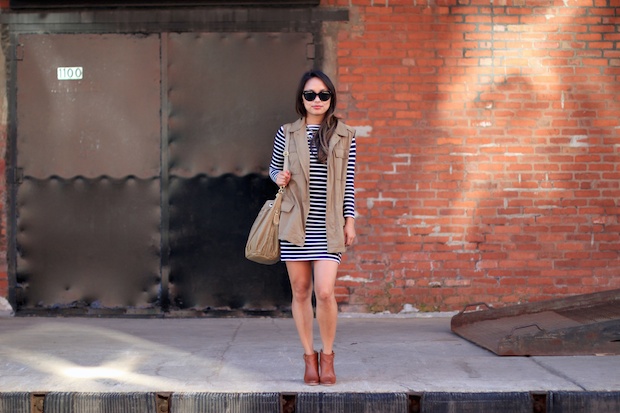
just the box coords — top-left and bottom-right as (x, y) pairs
(286, 261), (315, 355)
(313, 260), (339, 354)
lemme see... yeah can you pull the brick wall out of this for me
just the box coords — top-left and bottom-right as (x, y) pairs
(325, 0), (620, 312)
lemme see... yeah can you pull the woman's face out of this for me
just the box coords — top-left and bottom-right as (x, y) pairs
(302, 77), (331, 121)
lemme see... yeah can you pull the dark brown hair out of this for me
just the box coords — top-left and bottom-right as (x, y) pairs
(295, 70), (339, 164)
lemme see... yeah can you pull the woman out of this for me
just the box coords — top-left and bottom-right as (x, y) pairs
(269, 70), (357, 385)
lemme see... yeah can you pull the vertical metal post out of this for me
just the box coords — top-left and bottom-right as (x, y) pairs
(160, 33), (170, 312)
(6, 33), (20, 311)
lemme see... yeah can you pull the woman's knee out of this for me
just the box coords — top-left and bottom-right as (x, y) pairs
(287, 262), (313, 301)
(291, 282), (312, 301)
(314, 286), (335, 303)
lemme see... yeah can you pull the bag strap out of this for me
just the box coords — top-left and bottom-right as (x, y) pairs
(280, 125), (291, 190)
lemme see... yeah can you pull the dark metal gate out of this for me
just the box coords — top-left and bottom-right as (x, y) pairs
(13, 31), (313, 315)
(164, 32), (311, 315)
(15, 34), (163, 314)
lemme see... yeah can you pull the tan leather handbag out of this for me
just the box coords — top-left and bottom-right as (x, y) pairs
(245, 130), (290, 265)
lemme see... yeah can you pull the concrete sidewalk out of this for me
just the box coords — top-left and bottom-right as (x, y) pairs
(0, 315), (618, 393)
(0, 315), (619, 412)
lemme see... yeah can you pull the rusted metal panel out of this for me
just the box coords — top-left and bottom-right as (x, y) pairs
(166, 32), (311, 313)
(167, 32), (309, 178)
(43, 393), (158, 413)
(548, 392), (620, 413)
(451, 289), (620, 356)
(12, 30), (314, 316)
(420, 393), (532, 413)
(168, 174), (291, 314)
(10, 0), (320, 8)
(15, 177), (162, 312)
(0, 393), (30, 413)
(16, 33), (161, 179)
(14, 33), (162, 314)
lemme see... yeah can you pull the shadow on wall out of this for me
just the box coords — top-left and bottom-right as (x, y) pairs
(344, 2), (619, 312)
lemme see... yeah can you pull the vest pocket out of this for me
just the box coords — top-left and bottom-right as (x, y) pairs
(333, 148), (347, 180)
(281, 199), (295, 213)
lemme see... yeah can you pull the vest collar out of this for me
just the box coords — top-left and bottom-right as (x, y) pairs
(290, 117), (348, 136)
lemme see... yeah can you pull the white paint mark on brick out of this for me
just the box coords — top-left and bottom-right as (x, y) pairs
(478, 121), (492, 128)
(387, 154), (411, 174)
(400, 304), (419, 313)
(570, 135), (588, 147)
(366, 193), (398, 208)
(338, 275), (371, 283)
(353, 125), (373, 137)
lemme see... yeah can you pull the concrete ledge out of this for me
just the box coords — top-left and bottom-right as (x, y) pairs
(2, 391), (620, 413)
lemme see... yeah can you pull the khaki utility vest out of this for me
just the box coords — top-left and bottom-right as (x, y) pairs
(278, 118), (356, 254)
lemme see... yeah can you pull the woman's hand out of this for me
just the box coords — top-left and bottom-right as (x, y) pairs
(277, 170), (291, 187)
(344, 217), (356, 247)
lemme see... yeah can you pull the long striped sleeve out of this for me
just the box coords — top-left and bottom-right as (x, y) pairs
(343, 136), (356, 219)
(269, 126), (286, 184)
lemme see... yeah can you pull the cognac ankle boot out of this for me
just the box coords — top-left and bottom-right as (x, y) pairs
(319, 350), (336, 385)
(303, 352), (319, 385)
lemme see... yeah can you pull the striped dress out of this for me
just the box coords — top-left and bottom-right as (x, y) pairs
(269, 124), (357, 263)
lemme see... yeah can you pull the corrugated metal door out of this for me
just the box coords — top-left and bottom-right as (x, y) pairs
(15, 34), (162, 314)
(166, 33), (312, 314)
(14, 31), (313, 315)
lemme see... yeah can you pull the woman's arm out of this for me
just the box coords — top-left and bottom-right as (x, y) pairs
(269, 126), (286, 183)
(343, 136), (357, 246)
(343, 136), (357, 218)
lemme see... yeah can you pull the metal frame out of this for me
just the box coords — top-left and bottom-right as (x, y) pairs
(2, 6), (348, 315)
(6, 33), (20, 311)
(10, 0), (320, 8)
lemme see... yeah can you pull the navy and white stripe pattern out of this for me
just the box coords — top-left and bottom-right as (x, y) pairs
(269, 125), (356, 263)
